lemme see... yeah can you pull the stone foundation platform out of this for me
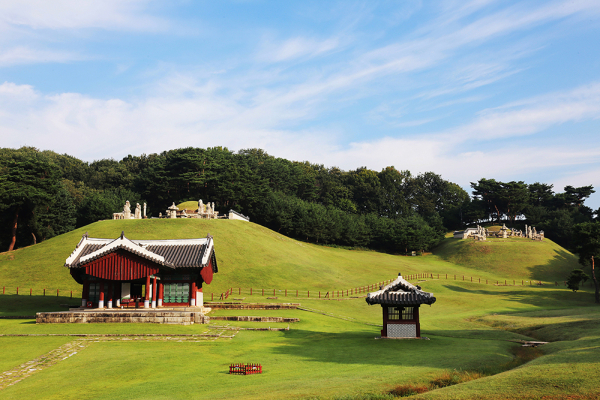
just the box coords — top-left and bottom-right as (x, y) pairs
(36, 309), (209, 325)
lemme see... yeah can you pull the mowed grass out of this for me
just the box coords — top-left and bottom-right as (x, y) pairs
(432, 236), (581, 282)
(0, 219), (574, 299)
(1, 219), (599, 399)
(2, 281), (599, 399)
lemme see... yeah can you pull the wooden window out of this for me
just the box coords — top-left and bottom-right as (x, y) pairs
(402, 307), (414, 320)
(388, 307), (400, 320)
(164, 282), (190, 303)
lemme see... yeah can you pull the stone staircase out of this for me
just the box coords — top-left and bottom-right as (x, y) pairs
(36, 310), (209, 325)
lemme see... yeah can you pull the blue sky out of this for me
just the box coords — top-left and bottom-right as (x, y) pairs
(1, 0), (600, 207)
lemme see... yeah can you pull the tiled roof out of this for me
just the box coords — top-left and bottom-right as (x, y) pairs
(365, 273), (436, 306)
(65, 232), (216, 271)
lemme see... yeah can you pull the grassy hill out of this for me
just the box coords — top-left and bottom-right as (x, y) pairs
(0, 219), (580, 297)
(432, 236), (580, 282)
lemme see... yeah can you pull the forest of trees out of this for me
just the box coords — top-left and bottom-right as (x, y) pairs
(1, 146), (598, 256)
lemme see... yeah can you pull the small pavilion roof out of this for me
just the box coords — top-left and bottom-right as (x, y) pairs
(365, 273), (436, 306)
(64, 232), (217, 271)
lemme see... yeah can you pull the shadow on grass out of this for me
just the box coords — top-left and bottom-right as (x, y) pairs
(528, 248), (581, 282)
(441, 284), (595, 309)
(273, 328), (512, 370)
(0, 294), (79, 316)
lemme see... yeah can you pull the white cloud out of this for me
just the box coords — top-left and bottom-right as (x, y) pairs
(0, 46), (79, 67)
(450, 82), (600, 141)
(258, 36), (340, 63)
(0, 0), (169, 32)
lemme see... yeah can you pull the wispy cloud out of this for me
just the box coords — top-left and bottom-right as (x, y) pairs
(257, 36), (340, 63)
(449, 82), (600, 141)
(0, 0), (169, 33)
(0, 46), (79, 67)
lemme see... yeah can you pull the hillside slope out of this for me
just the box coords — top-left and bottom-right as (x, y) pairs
(0, 219), (438, 294)
(432, 236), (580, 281)
(0, 219), (580, 295)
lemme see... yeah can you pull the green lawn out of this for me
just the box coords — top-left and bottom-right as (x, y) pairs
(0, 220), (598, 399)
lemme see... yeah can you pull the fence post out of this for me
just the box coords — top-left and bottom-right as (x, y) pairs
(319, 291), (321, 298)
(471, 277), (472, 282)
(17, 287), (19, 295)
(30, 288), (32, 296)
(44, 288), (45, 296)
(308, 290), (310, 298)
(250, 288), (253, 295)
(211, 293), (214, 301)
(239, 288), (241, 295)
(285, 289), (287, 297)
(71, 290), (72, 298)
(57, 289), (59, 297)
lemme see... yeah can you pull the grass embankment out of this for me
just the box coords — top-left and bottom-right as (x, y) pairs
(1, 219), (599, 399)
(433, 235), (580, 282)
(0, 219), (577, 300)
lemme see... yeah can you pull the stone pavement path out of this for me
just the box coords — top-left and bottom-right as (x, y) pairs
(0, 329), (237, 390)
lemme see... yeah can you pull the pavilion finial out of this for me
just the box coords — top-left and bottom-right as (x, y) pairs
(121, 231), (125, 239)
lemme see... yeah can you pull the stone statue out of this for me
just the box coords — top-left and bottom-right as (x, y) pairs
(124, 201), (131, 219)
(135, 203), (142, 219)
(198, 200), (204, 214)
(168, 202), (178, 218)
(143, 203), (147, 218)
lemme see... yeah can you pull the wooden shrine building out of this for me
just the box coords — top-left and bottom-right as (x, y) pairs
(65, 232), (218, 309)
(366, 273), (436, 338)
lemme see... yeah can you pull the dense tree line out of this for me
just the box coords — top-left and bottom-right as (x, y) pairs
(3, 146), (599, 258)
(467, 178), (598, 249)
(1, 146), (471, 253)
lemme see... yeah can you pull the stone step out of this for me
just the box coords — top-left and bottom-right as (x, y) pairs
(36, 311), (209, 325)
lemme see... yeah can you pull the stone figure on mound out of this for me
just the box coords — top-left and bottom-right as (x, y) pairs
(135, 203), (142, 219)
(124, 201), (131, 219)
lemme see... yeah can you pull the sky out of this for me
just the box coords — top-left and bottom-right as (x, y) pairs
(1, 0), (600, 208)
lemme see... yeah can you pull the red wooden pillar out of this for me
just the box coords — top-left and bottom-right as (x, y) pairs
(98, 281), (105, 308)
(144, 275), (150, 308)
(190, 281), (197, 306)
(158, 282), (164, 307)
(81, 280), (90, 308)
(152, 276), (157, 308)
(107, 282), (113, 309)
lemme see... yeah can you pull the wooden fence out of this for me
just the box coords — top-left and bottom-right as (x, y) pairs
(2, 272), (585, 302)
(229, 363), (262, 375)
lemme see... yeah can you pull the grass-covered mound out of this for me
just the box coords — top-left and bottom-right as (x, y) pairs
(176, 201), (199, 211)
(432, 235), (580, 282)
(0, 219), (448, 297)
(0, 219), (581, 300)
